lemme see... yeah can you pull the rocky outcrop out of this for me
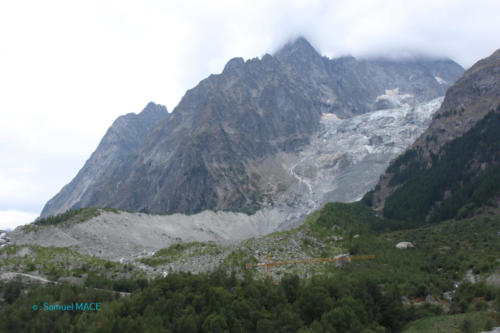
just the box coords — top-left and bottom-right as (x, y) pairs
(40, 37), (464, 218)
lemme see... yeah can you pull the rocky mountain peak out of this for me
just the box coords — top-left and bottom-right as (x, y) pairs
(274, 36), (324, 66)
(140, 101), (167, 114)
(222, 57), (245, 73)
(136, 102), (168, 126)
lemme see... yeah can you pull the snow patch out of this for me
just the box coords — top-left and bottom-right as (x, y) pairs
(434, 76), (447, 85)
(321, 113), (340, 121)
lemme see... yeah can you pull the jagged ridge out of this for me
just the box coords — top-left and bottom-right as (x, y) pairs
(41, 38), (464, 218)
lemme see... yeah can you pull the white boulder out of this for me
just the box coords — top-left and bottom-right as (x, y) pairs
(395, 241), (414, 249)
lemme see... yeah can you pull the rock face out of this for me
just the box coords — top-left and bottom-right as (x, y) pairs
(40, 37), (464, 218)
(274, 38), (462, 117)
(370, 48), (500, 220)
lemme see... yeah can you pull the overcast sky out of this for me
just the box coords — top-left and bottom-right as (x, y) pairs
(1, 0), (499, 230)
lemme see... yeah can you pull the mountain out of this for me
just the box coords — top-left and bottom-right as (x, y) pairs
(16, 97), (445, 259)
(368, 48), (500, 223)
(40, 37), (464, 218)
(41, 102), (168, 216)
(275, 38), (462, 117)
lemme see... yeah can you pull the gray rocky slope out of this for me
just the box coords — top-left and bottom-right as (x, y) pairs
(40, 37), (464, 218)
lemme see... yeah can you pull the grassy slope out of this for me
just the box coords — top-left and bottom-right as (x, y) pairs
(0, 245), (148, 291)
(312, 203), (500, 331)
(403, 311), (497, 332)
(343, 205), (500, 299)
(22, 207), (120, 232)
(137, 201), (500, 289)
(138, 201), (500, 308)
(13, 201), (500, 295)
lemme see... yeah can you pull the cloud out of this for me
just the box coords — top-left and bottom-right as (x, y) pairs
(0, 210), (37, 231)
(1, 0), (499, 228)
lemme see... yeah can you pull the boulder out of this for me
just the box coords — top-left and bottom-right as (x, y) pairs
(395, 241), (414, 249)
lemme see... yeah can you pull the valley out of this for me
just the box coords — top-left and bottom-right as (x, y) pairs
(2, 202), (500, 332)
(2, 39), (500, 332)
